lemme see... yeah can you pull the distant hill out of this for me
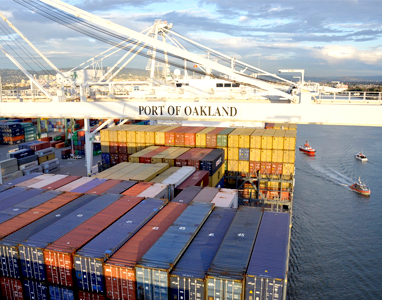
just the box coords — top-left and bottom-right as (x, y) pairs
(0, 68), (381, 84)
(0, 68), (149, 84)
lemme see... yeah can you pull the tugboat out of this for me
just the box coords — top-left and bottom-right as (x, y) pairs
(349, 177), (371, 196)
(355, 152), (368, 161)
(299, 140), (316, 156)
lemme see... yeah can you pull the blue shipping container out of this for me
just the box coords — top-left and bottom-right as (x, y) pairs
(0, 188), (44, 214)
(104, 180), (137, 195)
(48, 284), (75, 300)
(69, 178), (108, 193)
(170, 207), (236, 300)
(18, 194), (122, 281)
(245, 212), (291, 300)
(136, 202), (214, 300)
(206, 206), (263, 300)
(74, 198), (165, 294)
(23, 279), (49, 300)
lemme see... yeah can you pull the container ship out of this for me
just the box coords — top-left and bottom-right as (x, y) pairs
(0, 121), (296, 300)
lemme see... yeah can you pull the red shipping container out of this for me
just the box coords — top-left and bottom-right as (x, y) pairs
(119, 154), (128, 162)
(118, 142), (128, 154)
(39, 137), (52, 142)
(109, 142), (119, 154)
(164, 126), (184, 146)
(175, 170), (210, 191)
(78, 291), (106, 300)
(175, 148), (201, 167)
(0, 277), (24, 300)
(40, 175), (81, 190)
(187, 148), (213, 170)
(174, 126), (191, 147)
(138, 146), (169, 164)
(271, 162), (283, 175)
(104, 202), (187, 300)
(206, 127), (225, 148)
(260, 162), (272, 175)
(44, 196), (144, 287)
(249, 161), (261, 175)
(122, 182), (154, 196)
(184, 127), (206, 147)
(0, 192), (82, 239)
(30, 141), (51, 151)
(110, 154), (120, 166)
(265, 123), (275, 129)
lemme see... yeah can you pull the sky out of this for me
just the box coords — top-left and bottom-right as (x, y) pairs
(0, 0), (383, 78)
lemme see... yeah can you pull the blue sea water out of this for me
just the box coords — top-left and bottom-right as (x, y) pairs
(287, 125), (382, 299)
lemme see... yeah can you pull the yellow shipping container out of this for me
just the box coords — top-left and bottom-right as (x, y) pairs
(155, 126), (178, 145)
(108, 127), (119, 142)
(272, 129), (285, 150)
(100, 129), (109, 143)
(261, 129), (275, 149)
(228, 160), (239, 172)
(128, 146), (159, 163)
(105, 163), (145, 180)
(151, 147), (181, 164)
(196, 127), (216, 148)
(283, 163), (295, 176)
(228, 128), (243, 148)
(268, 181), (280, 189)
(260, 149), (272, 162)
(163, 147), (191, 166)
(228, 147), (239, 160)
(289, 124), (297, 130)
(250, 129), (265, 149)
(250, 148), (261, 161)
(238, 128), (255, 148)
(272, 149), (283, 163)
(238, 161), (249, 173)
(127, 143), (136, 155)
(129, 163), (170, 182)
(209, 165), (225, 187)
(284, 130), (297, 150)
(117, 130), (127, 143)
(283, 150), (296, 163)
(282, 182), (291, 190)
(281, 122), (290, 130)
(93, 162), (132, 179)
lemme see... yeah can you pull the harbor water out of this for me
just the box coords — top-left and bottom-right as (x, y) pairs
(287, 124), (382, 299)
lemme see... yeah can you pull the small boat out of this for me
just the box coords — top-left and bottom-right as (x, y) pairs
(299, 140), (316, 156)
(349, 177), (371, 196)
(355, 152), (368, 161)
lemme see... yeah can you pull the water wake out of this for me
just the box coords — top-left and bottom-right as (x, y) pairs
(304, 160), (353, 187)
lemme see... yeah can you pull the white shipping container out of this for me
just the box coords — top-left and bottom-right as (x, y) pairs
(22, 165), (43, 176)
(56, 177), (93, 192)
(40, 158), (60, 170)
(28, 174), (68, 189)
(162, 166), (196, 187)
(211, 188), (239, 208)
(137, 183), (169, 199)
(0, 170), (23, 184)
(19, 160), (39, 171)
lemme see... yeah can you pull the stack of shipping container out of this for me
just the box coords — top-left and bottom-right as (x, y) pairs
(99, 124), (296, 208)
(0, 169), (292, 300)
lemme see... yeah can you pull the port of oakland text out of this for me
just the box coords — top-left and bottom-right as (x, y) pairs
(139, 105), (237, 117)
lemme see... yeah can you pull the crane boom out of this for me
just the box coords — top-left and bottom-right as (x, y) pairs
(36, 0), (293, 99)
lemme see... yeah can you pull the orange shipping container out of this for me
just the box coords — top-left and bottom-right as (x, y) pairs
(104, 202), (187, 300)
(185, 127), (206, 147)
(206, 127), (225, 148)
(43, 196), (144, 287)
(0, 192), (82, 239)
